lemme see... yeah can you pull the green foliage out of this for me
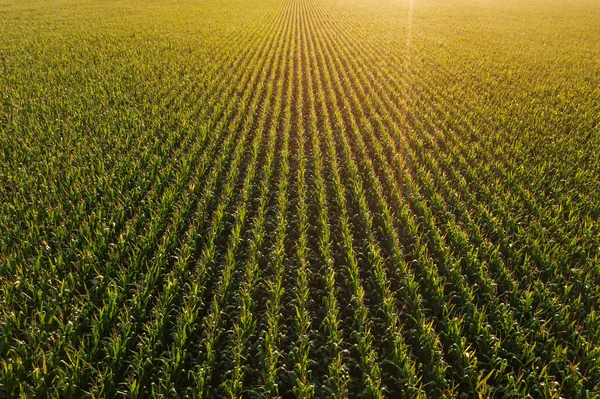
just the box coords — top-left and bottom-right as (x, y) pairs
(1, 0), (599, 397)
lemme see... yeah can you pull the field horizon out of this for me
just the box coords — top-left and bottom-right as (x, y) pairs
(1, 0), (599, 397)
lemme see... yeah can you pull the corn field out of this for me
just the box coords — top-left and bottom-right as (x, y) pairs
(1, 0), (599, 397)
